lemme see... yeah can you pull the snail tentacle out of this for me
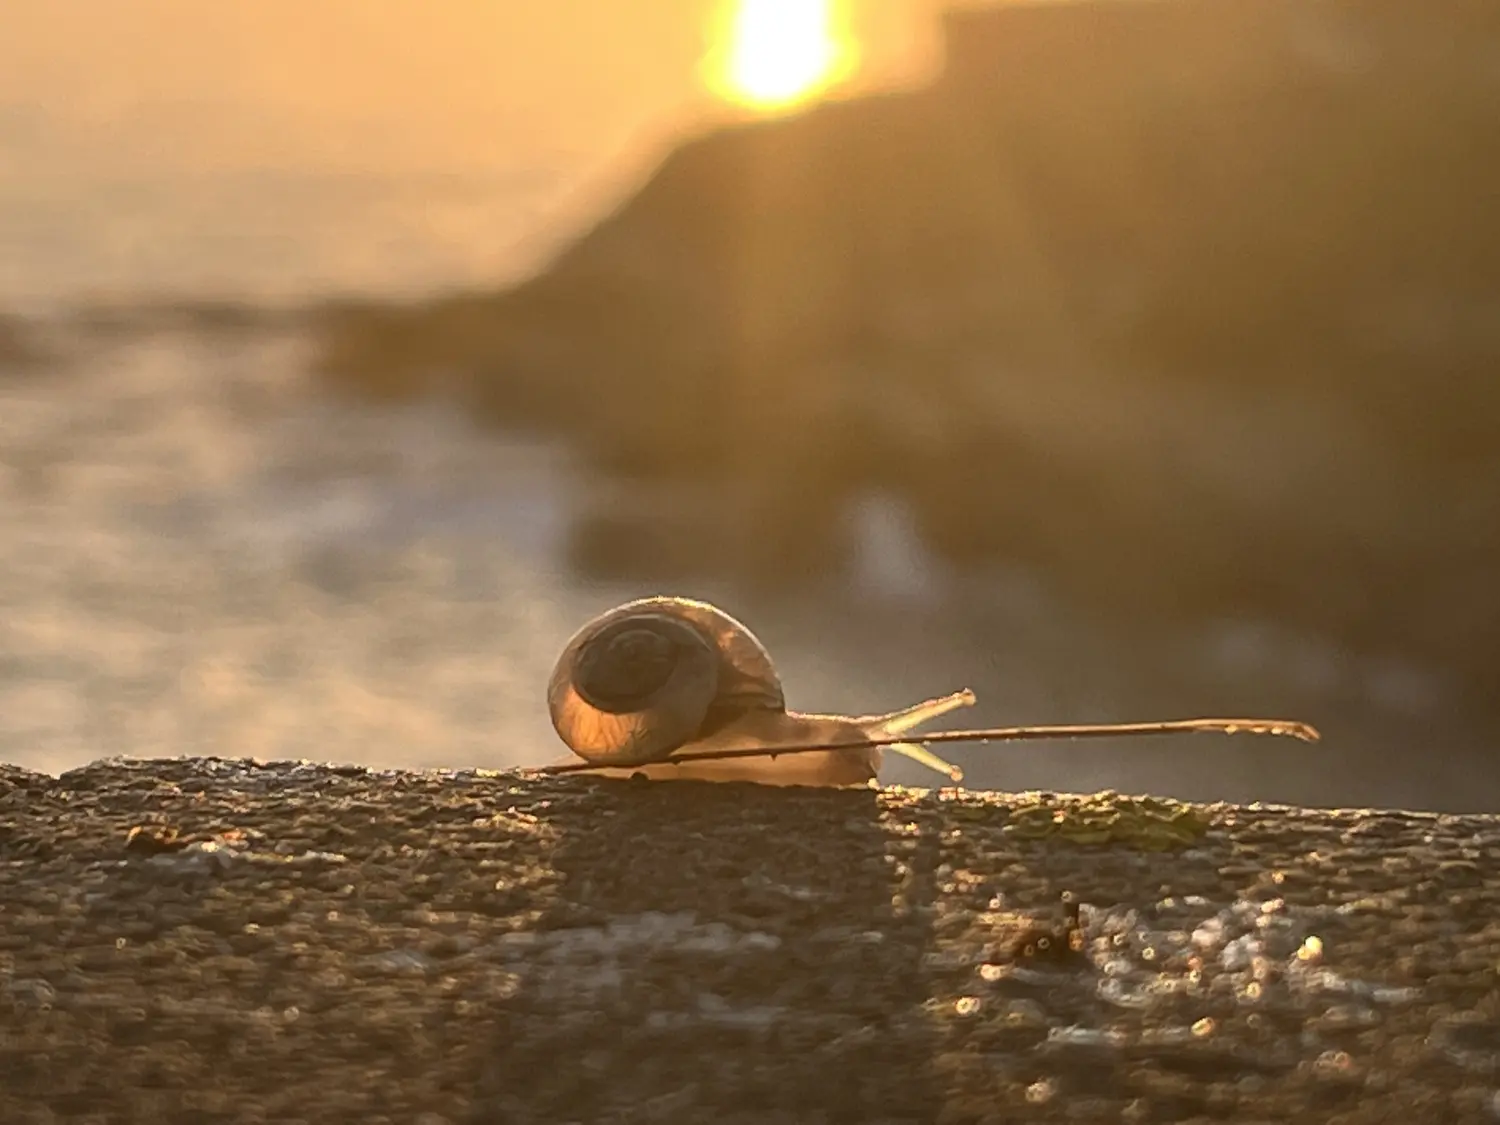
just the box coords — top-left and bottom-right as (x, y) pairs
(858, 689), (977, 781)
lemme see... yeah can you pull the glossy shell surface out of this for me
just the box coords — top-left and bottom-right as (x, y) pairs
(547, 596), (786, 766)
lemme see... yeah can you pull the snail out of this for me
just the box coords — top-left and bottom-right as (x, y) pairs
(542, 596), (1321, 788)
(545, 596), (969, 786)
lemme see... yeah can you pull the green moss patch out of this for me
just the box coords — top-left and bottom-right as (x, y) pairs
(1000, 790), (1212, 851)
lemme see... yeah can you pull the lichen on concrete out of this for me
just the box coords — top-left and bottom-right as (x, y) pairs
(989, 790), (1212, 851)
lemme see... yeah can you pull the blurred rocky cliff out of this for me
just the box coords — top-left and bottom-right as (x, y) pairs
(0, 314), (45, 371)
(313, 0), (1500, 717)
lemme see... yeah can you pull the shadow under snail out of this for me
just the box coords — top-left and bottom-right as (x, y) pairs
(541, 596), (1320, 788)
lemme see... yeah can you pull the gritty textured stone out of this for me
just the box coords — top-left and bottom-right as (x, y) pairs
(2, 757), (1499, 1124)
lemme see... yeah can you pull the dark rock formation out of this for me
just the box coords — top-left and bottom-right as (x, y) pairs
(5, 756), (1500, 1123)
(0, 315), (44, 372)
(310, 0), (1500, 713)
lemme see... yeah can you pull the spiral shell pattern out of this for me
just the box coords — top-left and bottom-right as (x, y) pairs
(547, 596), (786, 766)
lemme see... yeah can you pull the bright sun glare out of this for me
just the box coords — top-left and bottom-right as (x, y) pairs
(706, 0), (857, 112)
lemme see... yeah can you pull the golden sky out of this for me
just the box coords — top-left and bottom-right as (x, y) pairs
(1, 2), (947, 171)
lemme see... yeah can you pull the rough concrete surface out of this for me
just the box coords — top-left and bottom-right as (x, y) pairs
(3, 757), (1499, 1124)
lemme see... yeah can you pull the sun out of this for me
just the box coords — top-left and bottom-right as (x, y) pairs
(704, 0), (858, 113)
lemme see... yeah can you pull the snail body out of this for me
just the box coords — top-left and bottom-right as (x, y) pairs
(544, 596), (1321, 788)
(547, 596), (971, 787)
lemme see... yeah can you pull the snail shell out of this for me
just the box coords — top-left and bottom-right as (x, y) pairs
(547, 596), (972, 787)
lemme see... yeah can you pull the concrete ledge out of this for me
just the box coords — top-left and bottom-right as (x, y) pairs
(3, 757), (1499, 1124)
